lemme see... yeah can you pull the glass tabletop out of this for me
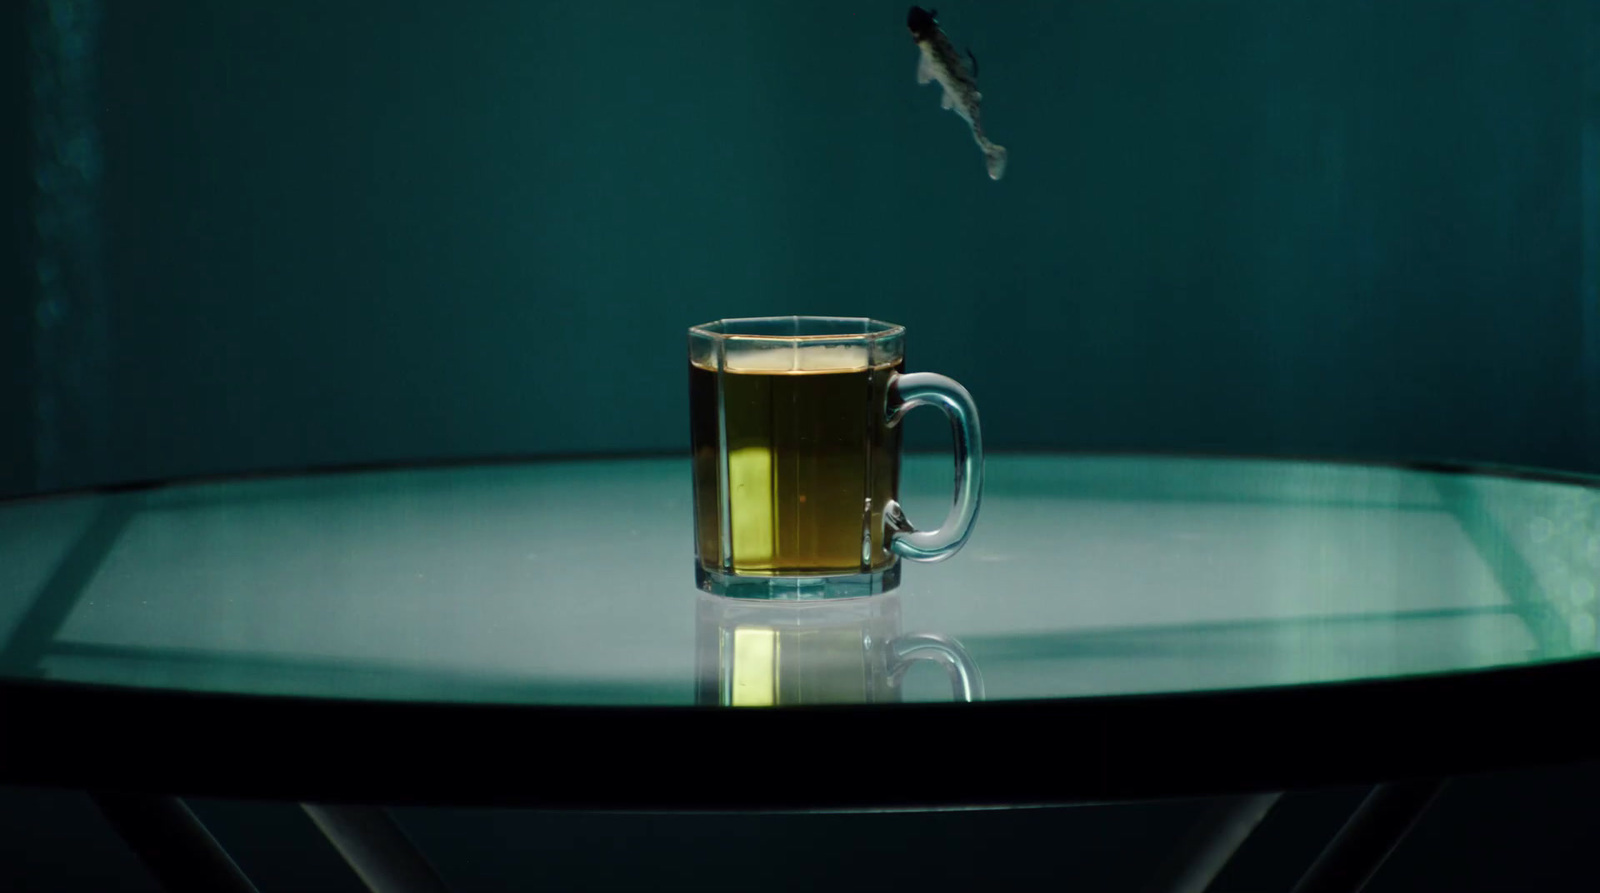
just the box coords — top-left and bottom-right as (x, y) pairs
(3, 453), (1596, 709)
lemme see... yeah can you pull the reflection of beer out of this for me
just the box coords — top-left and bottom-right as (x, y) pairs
(719, 625), (881, 705)
(694, 593), (982, 706)
(690, 346), (903, 576)
(695, 592), (905, 707)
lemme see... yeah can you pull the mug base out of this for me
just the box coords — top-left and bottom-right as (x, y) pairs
(695, 561), (901, 599)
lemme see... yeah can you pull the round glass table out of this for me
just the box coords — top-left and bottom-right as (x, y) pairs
(2, 453), (1598, 812)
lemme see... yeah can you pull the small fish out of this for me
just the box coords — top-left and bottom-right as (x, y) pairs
(907, 6), (1007, 181)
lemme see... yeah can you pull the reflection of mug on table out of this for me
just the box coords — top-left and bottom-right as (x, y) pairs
(695, 593), (983, 706)
(689, 317), (983, 599)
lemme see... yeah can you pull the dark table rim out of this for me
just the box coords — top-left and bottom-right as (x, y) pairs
(1, 654), (1595, 808)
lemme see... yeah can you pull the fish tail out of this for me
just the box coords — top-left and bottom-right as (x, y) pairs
(980, 139), (1007, 181)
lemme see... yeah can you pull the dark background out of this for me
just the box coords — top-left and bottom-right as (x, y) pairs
(2, 0), (28, 496)
(6, 1), (1600, 889)
(6, 0), (1600, 496)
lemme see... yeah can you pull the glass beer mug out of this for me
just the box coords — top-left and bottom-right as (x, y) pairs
(689, 317), (982, 598)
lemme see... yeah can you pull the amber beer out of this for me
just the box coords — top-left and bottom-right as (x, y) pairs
(690, 346), (903, 577)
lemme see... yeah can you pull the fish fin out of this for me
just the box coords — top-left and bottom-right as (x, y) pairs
(968, 48), (979, 79)
(940, 89), (955, 110)
(916, 53), (934, 85)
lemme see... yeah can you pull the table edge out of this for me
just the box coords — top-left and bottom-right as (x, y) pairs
(2, 655), (1595, 809)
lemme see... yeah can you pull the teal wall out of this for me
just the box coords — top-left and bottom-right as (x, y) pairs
(7, 0), (1599, 494)
(3, 2), (30, 496)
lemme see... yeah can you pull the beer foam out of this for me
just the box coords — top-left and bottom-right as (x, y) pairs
(722, 344), (882, 373)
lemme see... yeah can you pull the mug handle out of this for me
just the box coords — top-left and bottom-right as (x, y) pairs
(885, 372), (984, 562)
(889, 633), (985, 702)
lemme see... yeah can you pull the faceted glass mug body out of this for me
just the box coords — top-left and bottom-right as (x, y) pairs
(689, 317), (982, 599)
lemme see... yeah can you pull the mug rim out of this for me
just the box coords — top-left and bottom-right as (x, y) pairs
(689, 316), (905, 342)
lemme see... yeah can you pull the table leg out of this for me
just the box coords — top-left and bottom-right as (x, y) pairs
(1144, 792), (1282, 893)
(1288, 779), (1445, 893)
(89, 792), (260, 893)
(301, 803), (453, 893)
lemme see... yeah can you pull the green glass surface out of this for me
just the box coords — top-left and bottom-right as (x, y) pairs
(0, 455), (1595, 706)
